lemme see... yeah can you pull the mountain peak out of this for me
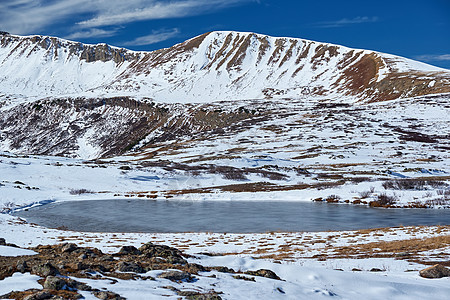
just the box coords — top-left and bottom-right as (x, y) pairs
(0, 31), (449, 103)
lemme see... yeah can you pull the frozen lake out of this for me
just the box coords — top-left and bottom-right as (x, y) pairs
(14, 200), (449, 233)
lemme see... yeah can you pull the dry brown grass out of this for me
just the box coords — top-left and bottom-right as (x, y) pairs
(164, 180), (346, 195)
(331, 235), (450, 258)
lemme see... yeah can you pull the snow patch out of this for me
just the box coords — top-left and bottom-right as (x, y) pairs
(0, 245), (37, 257)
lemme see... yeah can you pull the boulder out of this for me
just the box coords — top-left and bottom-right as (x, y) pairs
(245, 269), (281, 280)
(177, 290), (223, 300)
(73, 247), (102, 259)
(419, 264), (450, 279)
(210, 266), (235, 273)
(157, 270), (193, 282)
(16, 260), (29, 273)
(116, 261), (145, 273)
(138, 242), (186, 264)
(0, 238), (6, 245)
(93, 291), (125, 300)
(100, 255), (115, 261)
(60, 243), (78, 253)
(186, 263), (206, 273)
(370, 268), (384, 272)
(117, 245), (141, 256)
(66, 278), (93, 291)
(31, 262), (59, 277)
(43, 276), (66, 290)
(23, 291), (52, 300)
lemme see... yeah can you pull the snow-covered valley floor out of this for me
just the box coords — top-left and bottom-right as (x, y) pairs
(0, 94), (449, 299)
(0, 213), (449, 299)
(2, 94), (449, 210)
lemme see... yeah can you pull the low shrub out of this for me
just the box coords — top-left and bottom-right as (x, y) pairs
(382, 179), (447, 190)
(436, 189), (450, 197)
(69, 188), (94, 195)
(377, 193), (397, 206)
(359, 187), (375, 199)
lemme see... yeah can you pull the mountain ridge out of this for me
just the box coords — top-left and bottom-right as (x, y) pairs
(1, 31), (449, 104)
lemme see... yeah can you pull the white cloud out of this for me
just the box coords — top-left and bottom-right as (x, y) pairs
(0, 0), (255, 35)
(414, 54), (450, 62)
(65, 29), (119, 40)
(0, 0), (93, 34)
(122, 28), (180, 46)
(314, 16), (379, 28)
(77, 0), (248, 28)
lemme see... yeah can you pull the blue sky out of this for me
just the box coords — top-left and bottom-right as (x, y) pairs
(1, 0), (449, 69)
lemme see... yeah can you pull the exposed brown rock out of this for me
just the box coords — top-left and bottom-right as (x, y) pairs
(23, 291), (52, 300)
(93, 291), (125, 300)
(138, 242), (187, 264)
(419, 264), (450, 279)
(245, 269), (281, 280)
(157, 270), (193, 282)
(177, 290), (223, 300)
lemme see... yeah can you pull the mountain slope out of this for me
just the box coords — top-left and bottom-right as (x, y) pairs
(1, 31), (449, 103)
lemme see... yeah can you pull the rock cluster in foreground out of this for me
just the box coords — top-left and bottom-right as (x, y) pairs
(0, 240), (281, 299)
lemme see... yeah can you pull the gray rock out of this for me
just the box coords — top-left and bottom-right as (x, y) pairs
(32, 262), (59, 277)
(177, 290), (223, 300)
(370, 268), (384, 272)
(16, 260), (29, 273)
(245, 269), (281, 280)
(419, 264), (450, 279)
(157, 270), (193, 282)
(73, 248), (98, 259)
(211, 266), (235, 273)
(0, 238), (6, 246)
(23, 291), (52, 300)
(66, 278), (93, 291)
(117, 245), (141, 255)
(43, 276), (66, 290)
(100, 255), (115, 261)
(116, 261), (145, 273)
(61, 243), (78, 253)
(93, 291), (125, 300)
(75, 262), (89, 270)
(139, 242), (187, 264)
(78, 253), (88, 260)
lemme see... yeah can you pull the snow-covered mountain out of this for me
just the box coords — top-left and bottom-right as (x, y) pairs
(1, 31), (449, 103)
(1, 31), (450, 158)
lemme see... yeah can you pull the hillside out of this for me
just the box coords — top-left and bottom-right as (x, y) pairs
(0, 31), (448, 208)
(1, 31), (449, 103)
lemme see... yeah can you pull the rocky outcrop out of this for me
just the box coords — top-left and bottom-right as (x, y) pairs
(138, 242), (187, 264)
(0, 96), (258, 158)
(0, 242), (283, 299)
(0, 34), (138, 64)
